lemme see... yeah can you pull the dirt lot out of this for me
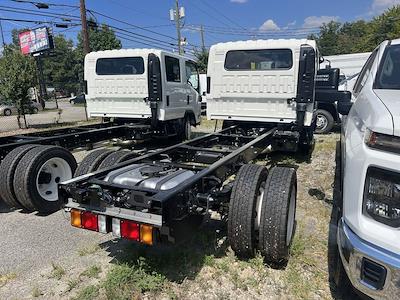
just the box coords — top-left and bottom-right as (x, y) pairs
(0, 122), (352, 300)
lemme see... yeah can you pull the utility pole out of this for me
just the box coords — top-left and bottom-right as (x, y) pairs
(200, 25), (205, 52)
(80, 0), (90, 54)
(174, 0), (182, 55)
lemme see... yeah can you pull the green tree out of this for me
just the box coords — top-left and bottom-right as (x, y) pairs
(42, 35), (79, 96)
(0, 47), (36, 108)
(194, 49), (209, 73)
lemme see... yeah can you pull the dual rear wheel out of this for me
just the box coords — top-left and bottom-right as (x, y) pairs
(228, 164), (297, 265)
(0, 145), (77, 213)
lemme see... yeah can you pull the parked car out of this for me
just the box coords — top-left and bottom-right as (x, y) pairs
(69, 94), (86, 105)
(0, 101), (42, 116)
(332, 39), (400, 299)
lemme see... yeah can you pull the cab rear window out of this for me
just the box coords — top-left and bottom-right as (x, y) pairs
(224, 49), (293, 71)
(96, 57), (145, 75)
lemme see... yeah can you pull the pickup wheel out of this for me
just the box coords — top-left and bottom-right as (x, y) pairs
(258, 166), (297, 266)
(74, 149), (115, 177)
(97, 150), (139, 170)
(228, 164), (268, 258)
(13, 146), (77, 213)
(315, 109), (334, 134)
(0, 144), (38, 209)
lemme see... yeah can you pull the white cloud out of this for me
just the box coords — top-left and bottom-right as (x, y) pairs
(259, 19), (280, 31)
(303, 16), (339, 28)
(370, 0), (400, 13)
(230, 0), (248, 3)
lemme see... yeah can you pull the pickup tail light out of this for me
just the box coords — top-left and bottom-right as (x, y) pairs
(364, 167), (400, 227)
(365, 128), (400, 154)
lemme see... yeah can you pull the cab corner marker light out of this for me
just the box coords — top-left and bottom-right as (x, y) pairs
(140, 224), (153, 245)
(71, 209), (82, 228)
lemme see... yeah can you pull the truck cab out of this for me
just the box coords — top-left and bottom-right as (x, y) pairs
(334, 39), (400, 299)
(84, 49), (202, 139)
(206, 39), (345, 152)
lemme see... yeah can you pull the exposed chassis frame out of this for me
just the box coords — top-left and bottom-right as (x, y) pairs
(60, 124), (277, 233)
(0, 122), (151, 161)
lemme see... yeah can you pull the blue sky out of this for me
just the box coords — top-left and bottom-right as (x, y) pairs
(0, 0), (399, 54)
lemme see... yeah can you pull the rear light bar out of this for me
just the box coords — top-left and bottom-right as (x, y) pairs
(70, 209), (154, 245)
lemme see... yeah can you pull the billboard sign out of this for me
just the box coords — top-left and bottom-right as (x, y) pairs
(19, 27), (53, 55)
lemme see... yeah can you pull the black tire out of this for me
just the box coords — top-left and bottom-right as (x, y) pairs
(315, 109), (334, 134)
(0, 144), (39, 209)
(179, 116), (192, 141)
(13, 146), (77, 213)
(4, 108), (12, 116)
(32, 107), (39, 114)
(97, 150), (139, 170)
(259, 166), (297, 265)
(74, 149), (115, 177)
(228, 164), (268, 258)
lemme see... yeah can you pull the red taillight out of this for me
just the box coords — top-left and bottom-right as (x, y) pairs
(120, 220), (139, 241)
(81, 211), (98, 231)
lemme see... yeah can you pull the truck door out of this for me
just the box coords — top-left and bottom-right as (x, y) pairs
(184, 61), (201, 123)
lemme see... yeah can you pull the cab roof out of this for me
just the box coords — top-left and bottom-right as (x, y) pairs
(85, 48), (192, 60)
(210, 39), (317, 52)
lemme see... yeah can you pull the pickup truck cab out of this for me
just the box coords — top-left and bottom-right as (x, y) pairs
(334, 39), (400, 299)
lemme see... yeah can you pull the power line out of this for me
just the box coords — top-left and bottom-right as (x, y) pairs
(0, 5), (81, 21)
(10, 0), (79, 9)
(199, 0), (248, 30)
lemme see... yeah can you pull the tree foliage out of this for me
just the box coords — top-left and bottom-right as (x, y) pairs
(0, 47), (36, 106)
(313, 6), (400, 56)
(194, 49), (209, 73)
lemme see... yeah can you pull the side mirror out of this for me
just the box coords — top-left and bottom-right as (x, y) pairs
(202, 92), (206, 96)
(337, 101), (353, 115)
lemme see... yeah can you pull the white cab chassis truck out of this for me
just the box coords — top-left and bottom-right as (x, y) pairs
(85, 49), (202, 139)
(206, 39), (348, 152)
(332, 39), (400, 299)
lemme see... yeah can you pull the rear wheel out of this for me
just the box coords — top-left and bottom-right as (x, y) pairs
(315, 109), (334, 134)
(32, 107), (39, 114)
(228, 164), (268, 258)
(97, 150), (139, 170)
(13, 146), (77, 213)
(258, 166), (297, 265)
(74, 149), (115, 177)
(179, 116), (192, 141)
(4, 108), (12, 116)
(0, 144), (38, 209)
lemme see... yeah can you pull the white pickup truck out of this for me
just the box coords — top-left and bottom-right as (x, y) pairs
(333, 39), (400, 299)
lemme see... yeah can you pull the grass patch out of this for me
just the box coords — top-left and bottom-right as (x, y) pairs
(50, 262), (65, 280)
(73, 285), (99, 300)
(67, 278), (80, 292)
(78, 244), (101, 256)
(103, 261), (165, 300)
(0, 273), (16, 287)
(80, 265), (102, 279)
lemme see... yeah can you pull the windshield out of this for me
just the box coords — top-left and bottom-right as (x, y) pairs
(375, 45), (400, 90)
